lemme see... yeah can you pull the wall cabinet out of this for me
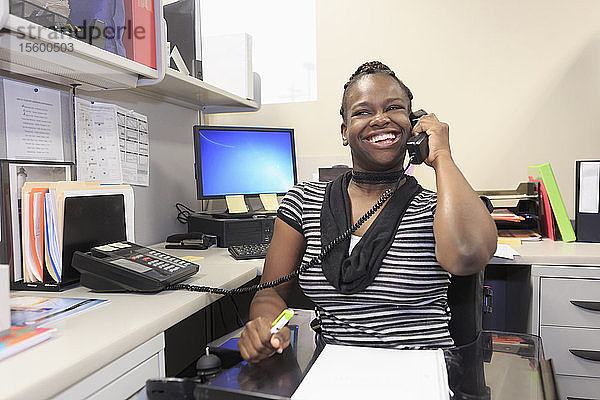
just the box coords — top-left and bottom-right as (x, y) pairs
(0, 0), (260, 112)
(0, 0), (165, 90)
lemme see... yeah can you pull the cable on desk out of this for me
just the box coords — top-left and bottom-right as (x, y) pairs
(216, 299), (228, 333)
(176, 202), (196, 224)
(228, 294), (244, 327)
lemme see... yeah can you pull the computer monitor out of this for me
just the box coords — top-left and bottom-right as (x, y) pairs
(193, 125), (298, 200)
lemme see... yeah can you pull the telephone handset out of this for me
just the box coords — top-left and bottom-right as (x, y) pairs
(406, 109), (429, 164)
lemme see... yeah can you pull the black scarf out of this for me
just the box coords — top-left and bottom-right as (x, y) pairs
(320, 171), (422, 294)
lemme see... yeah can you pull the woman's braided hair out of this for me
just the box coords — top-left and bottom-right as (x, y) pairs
(340, 61), (413, 122)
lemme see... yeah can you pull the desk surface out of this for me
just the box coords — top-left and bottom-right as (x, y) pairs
(490, 239), (600, 266)
(0, 245), (257, 400)
(147, 315), (551, 400)
(2, 239), (596, 399)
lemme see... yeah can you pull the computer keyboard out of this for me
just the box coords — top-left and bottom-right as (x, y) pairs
(228, 243), (270, 260)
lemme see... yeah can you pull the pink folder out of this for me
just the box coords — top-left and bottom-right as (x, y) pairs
(529, 177), (555, 240)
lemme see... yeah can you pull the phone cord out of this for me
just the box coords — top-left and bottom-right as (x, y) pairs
(166, 160), (412, 296)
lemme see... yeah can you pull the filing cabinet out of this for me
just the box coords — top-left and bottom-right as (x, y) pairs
(531, 265), (600, 400)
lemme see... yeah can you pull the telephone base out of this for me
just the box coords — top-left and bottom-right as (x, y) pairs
(78, 272), (157, 293)
(71, 242), (200, 293)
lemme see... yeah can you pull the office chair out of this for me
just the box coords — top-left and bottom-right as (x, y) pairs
(447, 271), (484, 346)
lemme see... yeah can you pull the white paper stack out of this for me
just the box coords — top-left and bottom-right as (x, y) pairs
(493, 244), (521, 260)
(292, 345), (449, 400)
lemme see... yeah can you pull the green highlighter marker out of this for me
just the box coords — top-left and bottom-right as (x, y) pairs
(270, 308), (294, 334)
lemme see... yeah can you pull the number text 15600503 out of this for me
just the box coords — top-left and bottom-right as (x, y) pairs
(18, 42), (74, 53)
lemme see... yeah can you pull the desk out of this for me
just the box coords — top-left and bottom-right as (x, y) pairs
(3, 240), (599, 399)
(486, 239), (600, 400)
(0, 245), (260, 400)
(490, 239), (600, 267)
(146, 309), (555, 400)
(482, 240), (600, 334)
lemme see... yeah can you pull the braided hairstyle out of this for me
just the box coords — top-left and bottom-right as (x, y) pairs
(340, 61), (413, 122)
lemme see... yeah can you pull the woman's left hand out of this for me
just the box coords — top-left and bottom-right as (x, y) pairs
(411, 113), (452, 168)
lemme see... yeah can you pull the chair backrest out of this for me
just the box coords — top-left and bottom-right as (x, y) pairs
(447, 271), (484, 346)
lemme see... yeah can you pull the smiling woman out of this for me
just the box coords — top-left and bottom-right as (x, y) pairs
(237, 60), (498, 363)
(340, 62), (412, 173)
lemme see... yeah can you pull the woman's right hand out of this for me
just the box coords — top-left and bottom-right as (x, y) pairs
(238, 316), (291, 363)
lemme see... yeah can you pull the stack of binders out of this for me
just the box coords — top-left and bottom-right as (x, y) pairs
(16, 182), (134, 291)
(528, 162), (576, 242)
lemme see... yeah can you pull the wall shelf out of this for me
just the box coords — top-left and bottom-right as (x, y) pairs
(0, 1), (164, 91)
(0, 1), (259, 113)
(132, 67), (260, 113)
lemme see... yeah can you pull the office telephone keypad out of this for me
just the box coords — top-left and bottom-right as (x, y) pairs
(92, 243), (197, 271)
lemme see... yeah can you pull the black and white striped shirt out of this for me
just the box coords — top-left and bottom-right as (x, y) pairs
(277, 180), (453, 349)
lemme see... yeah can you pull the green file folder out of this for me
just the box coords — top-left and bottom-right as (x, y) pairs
(528, 163), (576, 242)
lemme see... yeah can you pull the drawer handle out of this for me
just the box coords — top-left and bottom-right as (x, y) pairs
(570, 300), (600, 312)
(569, 349), (600, 362)
(567, 397), (597, 400)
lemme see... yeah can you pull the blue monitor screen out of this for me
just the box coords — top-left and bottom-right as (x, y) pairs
(193, 126), (297, 199)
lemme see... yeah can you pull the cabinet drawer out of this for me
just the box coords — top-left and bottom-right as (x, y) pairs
(88, 353), (162, 400)
(541, 326), (600, 378)
(541, 278), (600, 328)
(556, 374), (600, 400)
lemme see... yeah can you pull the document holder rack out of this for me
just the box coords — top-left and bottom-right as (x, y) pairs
(477, 182), (542, 236)
(11, 194), (128, 292)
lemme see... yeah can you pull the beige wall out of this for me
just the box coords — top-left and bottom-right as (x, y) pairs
(209, 0), (600, 219)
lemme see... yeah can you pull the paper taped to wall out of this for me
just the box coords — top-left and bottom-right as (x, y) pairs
(75, 98), (149, 186)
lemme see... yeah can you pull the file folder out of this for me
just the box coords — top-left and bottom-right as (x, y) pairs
(44, 191), (61, 282)
(575, 160), (600, 242)
(61, 194), (128, 285)
(528, 177), (556, 240)
(123, 0), (157, 68)
(15, 181), (134, 291)
(21, 183), (50, 283)
(528, 163), (576, 242)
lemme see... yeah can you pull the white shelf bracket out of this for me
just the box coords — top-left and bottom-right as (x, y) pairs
(137, 0), (167, 87)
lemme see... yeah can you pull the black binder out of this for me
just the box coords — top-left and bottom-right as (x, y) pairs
(575, 160), (600, 242)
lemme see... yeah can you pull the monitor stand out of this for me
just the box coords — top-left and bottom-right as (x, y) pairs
(210, 211), (255, 219)
(207, 194), (278, 219)
(206, 210), (277, 219)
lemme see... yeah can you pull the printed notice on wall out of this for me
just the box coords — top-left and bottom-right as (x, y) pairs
(75, 98), (149, 186)
(74, 98), (123, 184)
(3, 79), (64, 161)
(118, 107), (149, 186)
